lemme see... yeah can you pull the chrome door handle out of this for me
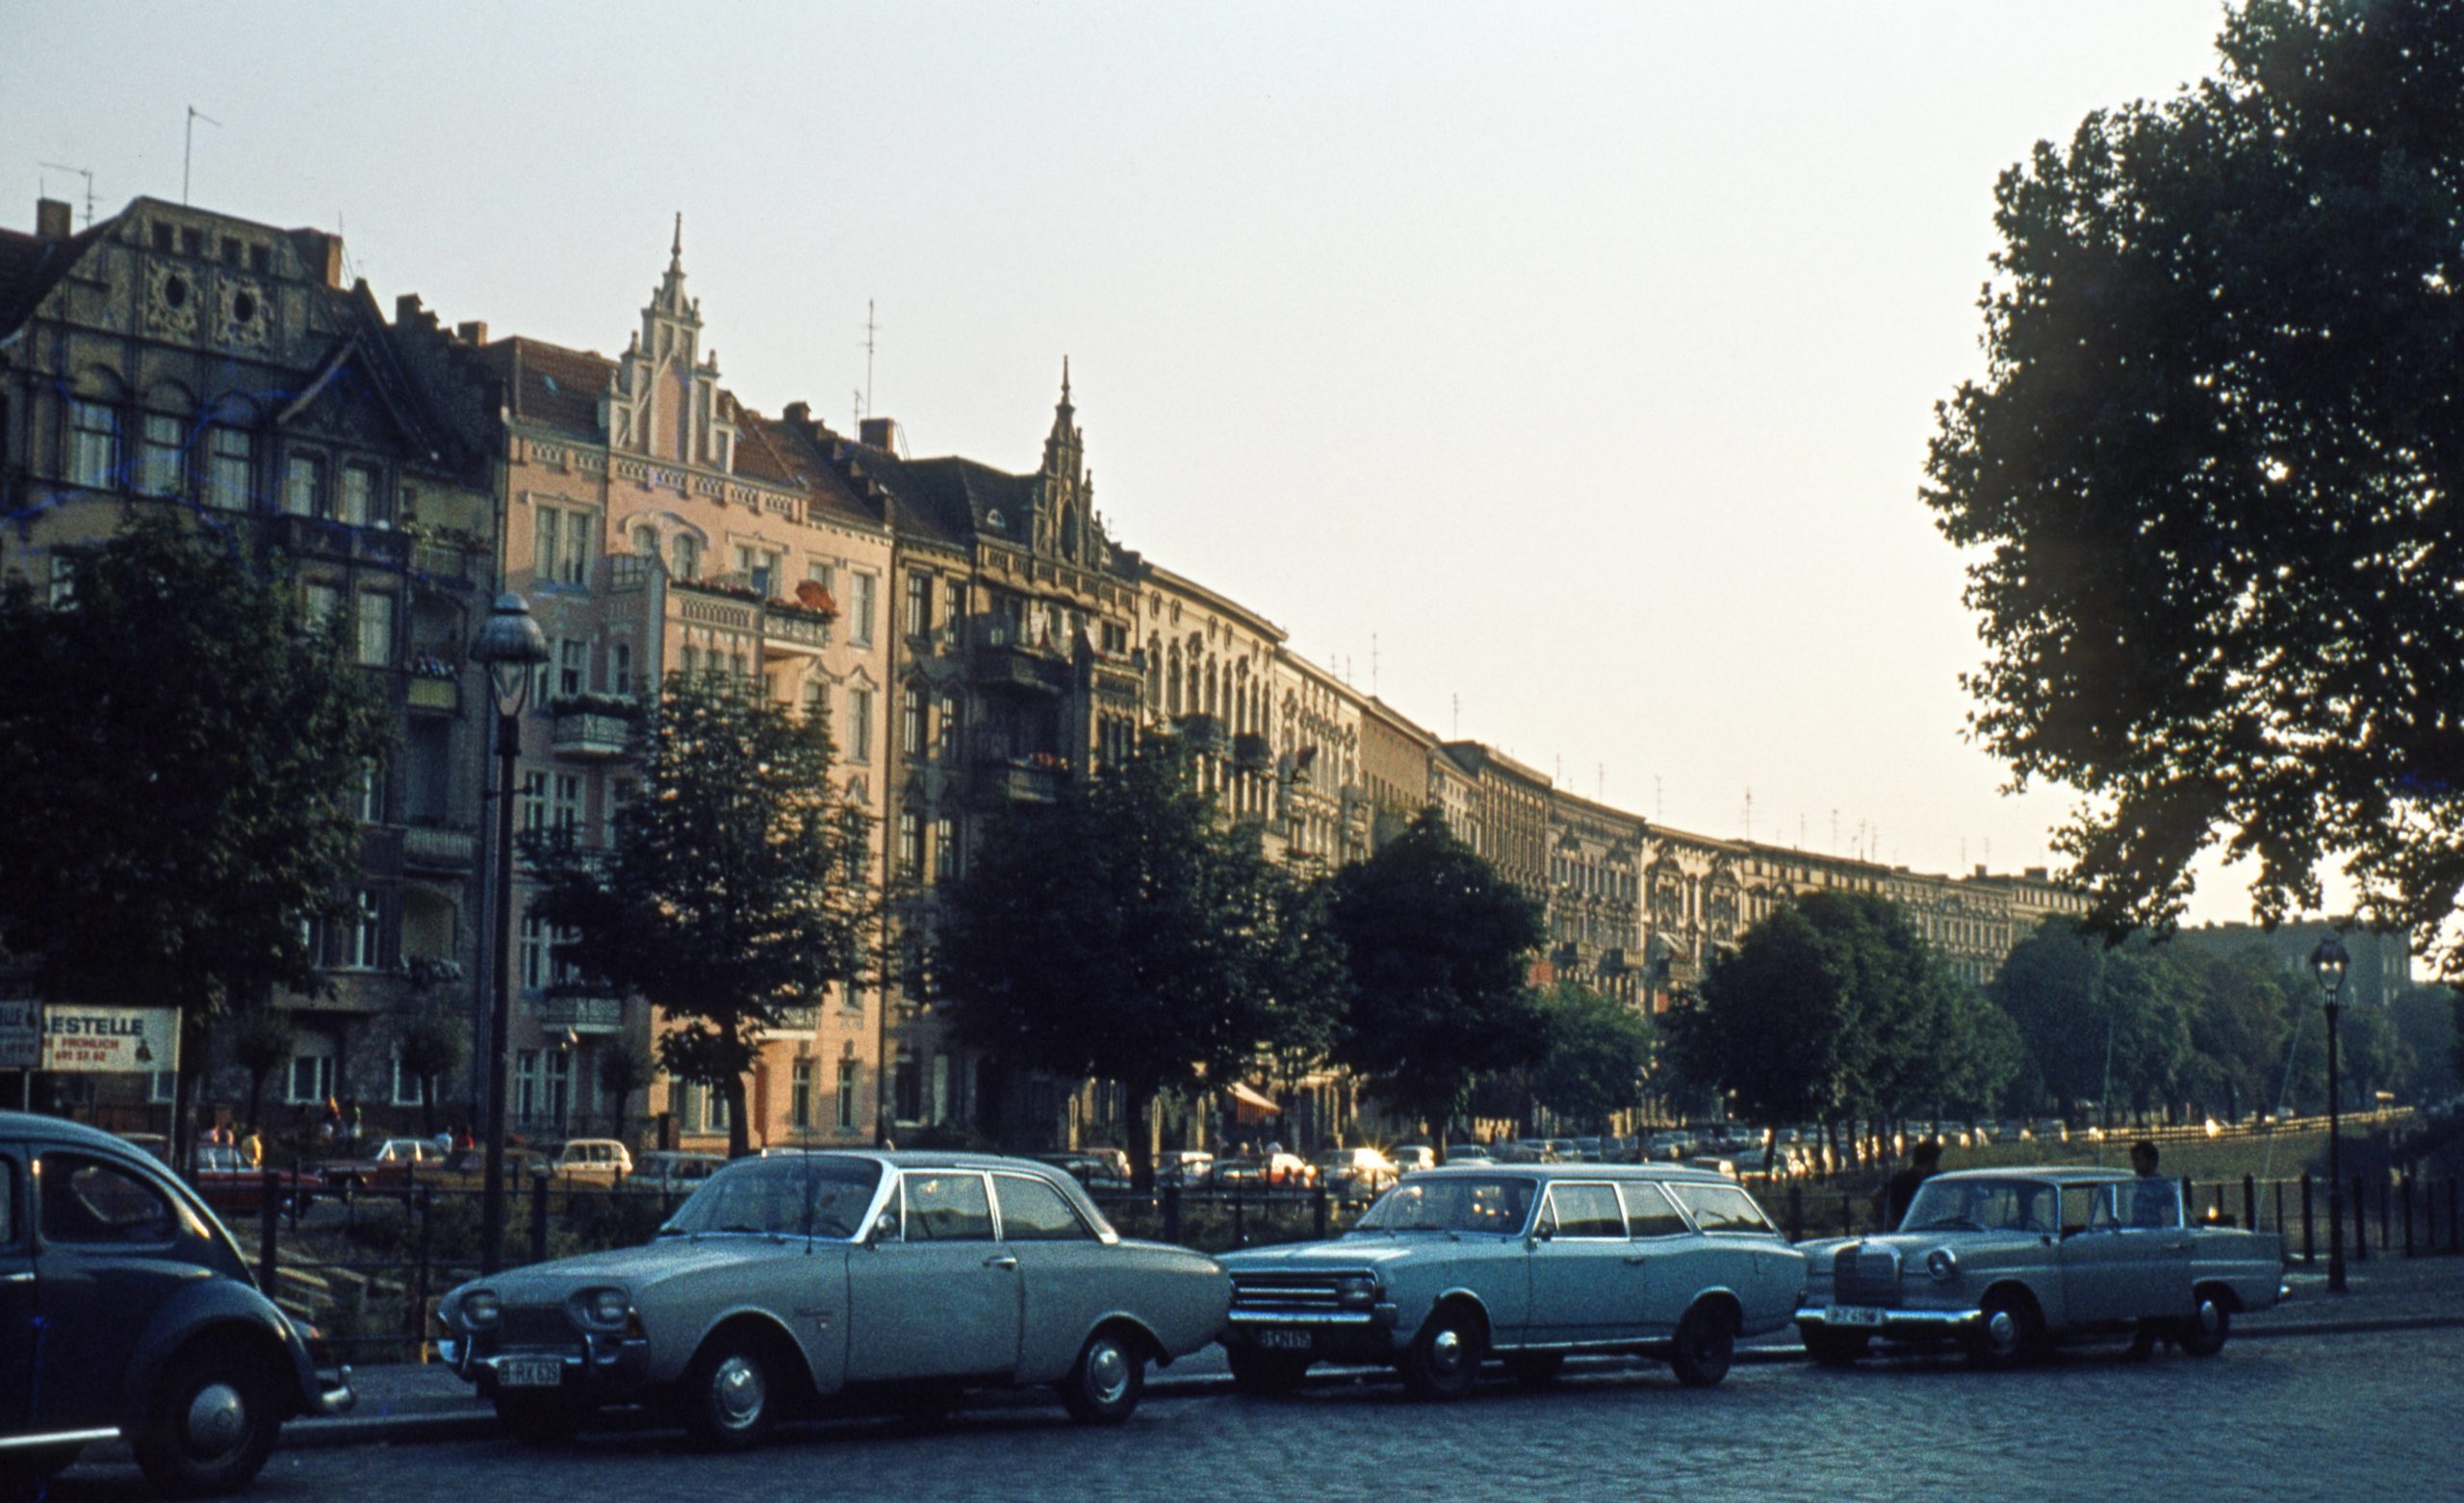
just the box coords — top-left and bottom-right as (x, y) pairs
(1, 1271), (31, 1285)
(1622, 1255), (1651, 1265)
(984, 1254), (1018, 1270)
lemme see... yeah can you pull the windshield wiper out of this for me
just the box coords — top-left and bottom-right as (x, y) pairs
(1923, 1217), (1984, 1231)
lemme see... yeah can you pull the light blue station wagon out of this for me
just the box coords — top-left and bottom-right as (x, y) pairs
(1218, 1164), (1804, 1397)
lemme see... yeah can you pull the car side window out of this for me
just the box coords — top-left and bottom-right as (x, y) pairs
(1618, 1181), (1689, 1237)
(1668, 1182), (1775, 1236)
(0, 1157), (17, 1246)
(994, 1174), (1094, 1241)
(39, 1153), (177, 1246)
(901, 1171), (994, 1241)
(1540, 1183), (1625, 1238)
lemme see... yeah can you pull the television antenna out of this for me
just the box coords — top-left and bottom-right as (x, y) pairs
(38, 163), (94, 225)
(183, 106), (221, 205)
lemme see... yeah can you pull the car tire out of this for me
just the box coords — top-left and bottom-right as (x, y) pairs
(1058, 1328), (1145, 1425)
(680, 1333), (784, 1451)
(1669, 1303), (1736, 1388)
(2177, 1290), (2232, 1358)
(1225, 1347), (1311, 1397)
(1506, 1351), (1566, 1389)
(1968, 1289), (2044, 1369)
(493, 1392), (582, 1444)
(1400, 1306), (1485, 1401)
(131, 1346), (284, 1498)
(1800, 1327), (1869, 1367)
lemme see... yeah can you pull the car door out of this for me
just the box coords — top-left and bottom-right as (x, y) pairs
(990, 1171), (1114, 1383)
(2061, 1182), (2188, 1323)
(29, 1147), (192, 1431)
(1616, 1180), (1696, 1339)
(844, 1170), (1021, 1383)
(1523, 1182), (1642, 1344)
(1, 1149), (32, 1436)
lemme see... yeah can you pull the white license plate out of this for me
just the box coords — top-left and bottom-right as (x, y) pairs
(497, 1358), (565, 1388)
(1827, 1306), (1886, 1328)
(1255, 1329), (1314, 1352)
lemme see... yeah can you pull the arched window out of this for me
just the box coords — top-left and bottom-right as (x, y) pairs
(1167, 648), (1183, 717)
(1146, 635), (1162, 702)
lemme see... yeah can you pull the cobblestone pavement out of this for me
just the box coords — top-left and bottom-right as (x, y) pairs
(34, 1326), (2461, 1503)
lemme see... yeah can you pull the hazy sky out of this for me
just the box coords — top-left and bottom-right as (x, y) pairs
(7, 2), (2279, 920)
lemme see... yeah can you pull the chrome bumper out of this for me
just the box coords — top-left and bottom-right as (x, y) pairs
(1795, 1305), (1983, 1335)
(314, 1365), (358, 1416)
(1226, 1303), (1399, 1329)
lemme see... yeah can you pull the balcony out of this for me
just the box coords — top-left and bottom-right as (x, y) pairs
(405, 668), (459, 714)
(402, 824), (477, 872)
(410, 540), (477, 588)
(539, 994), (625, 1035)
(1175, 713), (1224, 757)
(764, 606), (831, 654)
(550, 698), (640, 761)
(973, 756), (1065, 804)
(971, 629), (1066, 696)
(1600, 948), (1630, 976)
(1233, 731), (1273, 773)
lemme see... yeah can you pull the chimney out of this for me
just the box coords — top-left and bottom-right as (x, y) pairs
(860, 416), (898, 453)
(35, 198), (71, 241)
(783, 400), (810, 428)
(291, 229), (345, 288)
(456, 320), (489, 345)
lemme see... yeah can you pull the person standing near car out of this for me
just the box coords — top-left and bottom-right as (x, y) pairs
(1883, 1138), (1942, 1228)
(2128, 1139), (2176, 1357)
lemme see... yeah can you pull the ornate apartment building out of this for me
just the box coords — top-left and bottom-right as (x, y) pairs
(0, 195), (499, 1134)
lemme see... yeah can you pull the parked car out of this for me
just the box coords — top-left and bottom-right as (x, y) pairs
(1034, 1149), (1132, 1191)
(435, 1151), (1227, 1445)
(1312, 1147), (1399, 1198)
(320, 1136), (450, 1191)
(1442, 1142), (1494, 1164)
(1217, 1163), (1804, 1398)
(1, 1110), (354, 1497)
(1391, 1145), (1438, 1174)
(1210, 1152), (1316, 1189)
(1155, 1150), (1215, 1186)
(546, 1138), (634, 1185)
(1794, 1166), (2287, 1367)
(628, 1151), (727, 1196)
(192, 1144), (321, 1217)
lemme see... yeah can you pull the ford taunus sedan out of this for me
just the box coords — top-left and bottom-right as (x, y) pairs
(1217, 1165), (1805, 1398)
(1794, 1166), (2287, 1366)
(436, 1152), (1227, 1447)
(2, 1110), (353, 1499)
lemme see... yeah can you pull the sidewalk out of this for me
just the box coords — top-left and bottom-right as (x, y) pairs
(266, 1253), (2464, 1451)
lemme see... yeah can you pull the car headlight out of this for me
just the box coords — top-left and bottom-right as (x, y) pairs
(1335, 1275), (1379, 1309)
(1926, 1248), (1960, 1283)
(571, 1286), (632, 1330)
(461, 1289), (501, 1328)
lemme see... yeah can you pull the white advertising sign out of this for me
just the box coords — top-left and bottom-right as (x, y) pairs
(22, 1006), (182, 1074)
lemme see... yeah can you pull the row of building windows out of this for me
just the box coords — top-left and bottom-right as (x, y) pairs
(66, 399), (395, 523)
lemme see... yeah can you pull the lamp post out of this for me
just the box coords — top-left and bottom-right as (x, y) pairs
(2310, 932), (2349, 1294)
(471, 593), (548, 1274)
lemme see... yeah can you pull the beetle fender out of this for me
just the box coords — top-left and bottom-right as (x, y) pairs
(117, 1279), (315, 1427)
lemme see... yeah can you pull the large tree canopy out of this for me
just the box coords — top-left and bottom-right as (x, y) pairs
(528, 673), (876, 1159)
(937, 741), (1344, 1190)
(1925, 0), (2464, 965)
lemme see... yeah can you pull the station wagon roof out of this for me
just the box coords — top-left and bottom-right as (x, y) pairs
(1929, 1165), (2133, 1186)
(1409, 1162), (1741, 1186)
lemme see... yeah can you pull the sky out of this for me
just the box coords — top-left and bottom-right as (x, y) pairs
(4, 1), (2288, 923)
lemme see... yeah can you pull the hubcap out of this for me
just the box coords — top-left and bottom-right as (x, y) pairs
(186, 1382), (247, 1456)
(1986, 1310), (2017, 1352)
(711, 1356), (766, 1430)
(2197, 1299), (2222, 1334)
(1086, 1340), (1132, 1406)
(1430, 1327), (1465, 1373)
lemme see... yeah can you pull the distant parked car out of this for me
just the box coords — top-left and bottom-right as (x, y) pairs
(192, 1144), (321, 1217)
(1443, 1143), (1494, 1164)
(321, 1137), (450, 1191)
(1795, 1167), (2288, 1367)
(1219, 1164), (1803, 1398)
(1391, 1146), (1438, 1174)
(547, 1139), (634, 1185)
(1311, 1147), (1399, 1198)
(1034, 1151), (1132, 1191)
(628, 1151), (726, 1196)
(435, 1151), (1227, 1445)
(1155, 1150), (1215, 1186)
(2, 1110), (354, 1497)
(1212, 1153), (1316, 1189)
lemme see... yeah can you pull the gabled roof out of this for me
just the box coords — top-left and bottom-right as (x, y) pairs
(475, 337), (609, 438)
(0, 217), (115, 335)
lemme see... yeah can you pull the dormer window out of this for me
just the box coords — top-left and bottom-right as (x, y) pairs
(986, 509), (1006, 529)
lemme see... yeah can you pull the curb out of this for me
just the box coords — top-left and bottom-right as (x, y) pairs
(269, 1315), (2464, 1451)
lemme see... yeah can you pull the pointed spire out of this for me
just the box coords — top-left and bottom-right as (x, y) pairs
(670, 212), (683, 270)
(1061, 354), (1071, 409)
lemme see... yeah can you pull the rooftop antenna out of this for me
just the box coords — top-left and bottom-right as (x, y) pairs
(1450, 694), (1459, 738)
(1743, 788), (1753, 841)
(183, 106), (221, 205)
(38, 163), (95, 225)
(1654, 776), (1663, 820)
(852, 388), (863, 432)
(1370, 633), (1379, 696)
(860, 298), (879, 421)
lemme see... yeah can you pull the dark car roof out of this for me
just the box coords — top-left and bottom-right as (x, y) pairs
(0, 1109), (162, 1159)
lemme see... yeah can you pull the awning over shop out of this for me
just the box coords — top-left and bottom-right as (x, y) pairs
(1226, 1080), (1282, 1118)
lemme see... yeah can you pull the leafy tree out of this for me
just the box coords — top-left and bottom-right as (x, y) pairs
(0, 513), (391, 1152)
(596, 1040), (660, 1146)
(1328, 808), (1546, 1158)
(2178, 946), (2295, 1122)
(1667, 904), (1856, 1140)
(937, 741), (1344, 1190)
(1992, 920), (2198, 1124)
(393, 1001), (467, 1137)
(1528, 982), (1653, 1133)
(1942, 988), (2027, 1122)
(1925, 0), (2464, 965)
(526, 674), (875, 1159)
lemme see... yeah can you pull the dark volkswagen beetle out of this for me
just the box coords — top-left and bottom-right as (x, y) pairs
(0, 1110), (353, 1497)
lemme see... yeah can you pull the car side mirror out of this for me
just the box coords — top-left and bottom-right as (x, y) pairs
(866, 1210), (900, 1247)
(1527, 1222), (1554, 1245)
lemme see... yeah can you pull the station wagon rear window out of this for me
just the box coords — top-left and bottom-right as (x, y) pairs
(1618, 1180), (1688, 1237)
(1667, 1182), (1774, 1236)
(659, 1157), (881, 1238)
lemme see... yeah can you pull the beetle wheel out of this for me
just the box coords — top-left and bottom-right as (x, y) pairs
(131, 1347), (284, 1498)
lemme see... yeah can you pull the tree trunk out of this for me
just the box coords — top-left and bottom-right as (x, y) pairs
(244, 1065), (270, 1134)
(1125, 1084), (1157, 1193)
(725, 1073), (752, 1159)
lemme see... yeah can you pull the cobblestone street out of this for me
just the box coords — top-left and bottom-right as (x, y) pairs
(35, 1326), (2461, 1502)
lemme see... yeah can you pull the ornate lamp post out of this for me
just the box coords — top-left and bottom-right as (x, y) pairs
(471, 593), (548, 1273)
(2309, 932), (2349, 1294)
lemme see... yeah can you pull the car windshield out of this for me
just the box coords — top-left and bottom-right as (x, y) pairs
(1355, 1176), (1534, 1235)
(659, 1157), (883, 1239)
(1902, 1178), (2058, 1235)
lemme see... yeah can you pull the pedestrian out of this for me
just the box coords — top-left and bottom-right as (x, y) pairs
(1883, 1138), (1942, 1228)
(242, 1127), (264, 1167)
(2127, 1139), (2177, 1357)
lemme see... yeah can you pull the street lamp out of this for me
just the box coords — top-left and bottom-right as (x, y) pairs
(2309, 932), (2349, 1295)
(471, 592), (548, 1274)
